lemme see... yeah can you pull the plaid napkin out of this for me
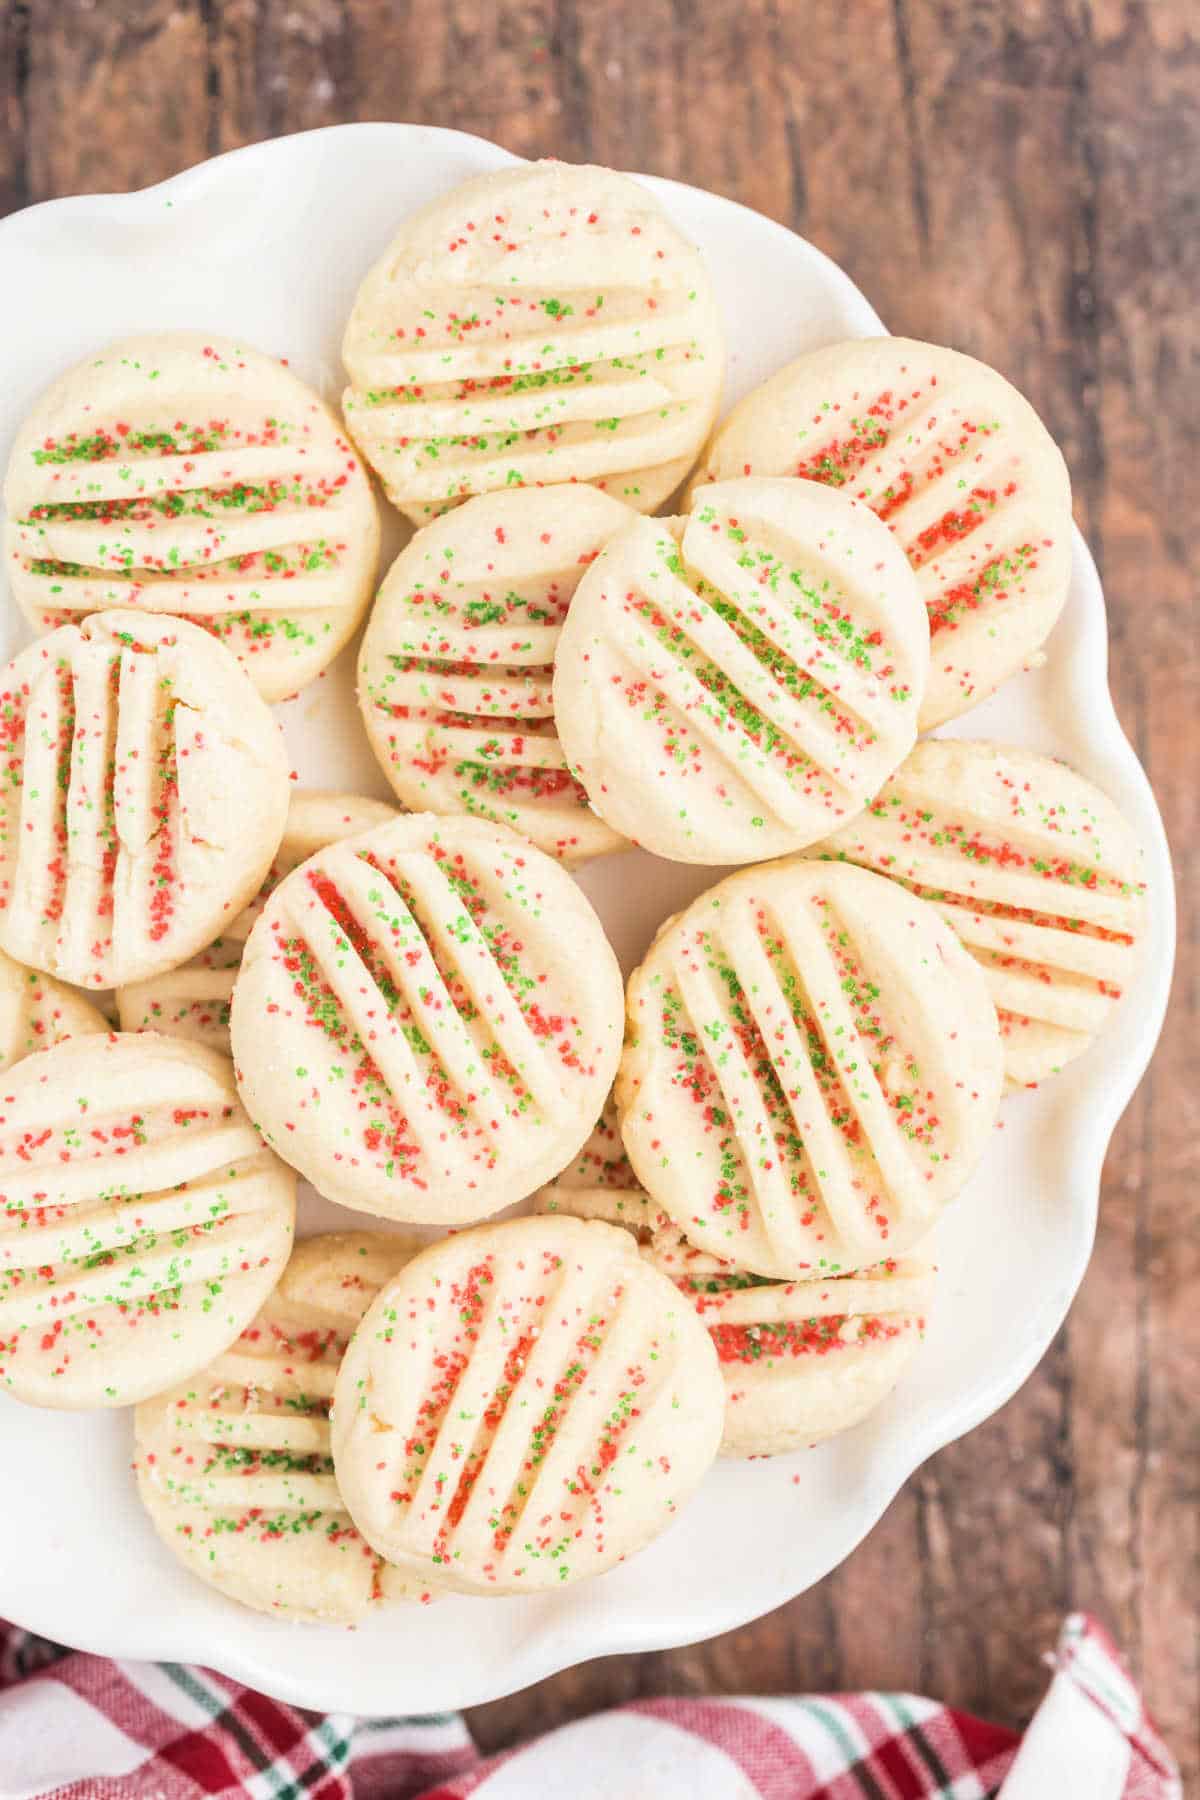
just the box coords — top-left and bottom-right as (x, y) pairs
(0, 1613), (1178, 1799)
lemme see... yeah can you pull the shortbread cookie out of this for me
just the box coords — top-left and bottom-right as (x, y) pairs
(533, 1184), (932, 1457)
(5, 333), (379, 702)
(619, 858), (1003, 1278)
(358, 486), (632, 862)
(116, 791), (397, 1053)
(553, 478), (928, 864)
(331, 1214), (724, 1593)
(342, 160), (724, 524)
(650, 1228), (932, 1457)
(693, 338), (1073, 728)
(135, 1232), (441, 1621)
(0, 611), (290, 990)
(0, 1032), (295, 1409)
(230, 814), (624, 1222)
(0, 949), (108, 1071)
(816, 739), (1147, 1086)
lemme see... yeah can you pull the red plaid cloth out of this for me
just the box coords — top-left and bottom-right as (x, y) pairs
(0, 1613), (1178, 1798)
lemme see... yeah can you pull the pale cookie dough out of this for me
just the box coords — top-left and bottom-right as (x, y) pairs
(117, 791), (397, 1054)
(816, 738), (1147, 1086)
(358, 485), (633, 862)
(553, 478), (929, 864)
(619, 858), (1003, 1279)
(540, 1092), (640, 1194)
(230, 813), (624, 1223)
(5, 333), (380, 702)
(0, 611), (290, 991)
(331, 1214), (724, 1594)
(692, 337), (1073, 729)
(342, 160), (725, 523)
(135, 1232), (442, 1622)
(0, 948), (108, 1071)
(0, 1032), (295, 1409)
(533, 1184), (932, 1458)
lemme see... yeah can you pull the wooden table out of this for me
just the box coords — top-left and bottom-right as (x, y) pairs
(2, 0), (1195, 1781)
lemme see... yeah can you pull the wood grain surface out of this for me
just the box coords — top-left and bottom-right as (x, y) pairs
(2, 0), (1196, 1780)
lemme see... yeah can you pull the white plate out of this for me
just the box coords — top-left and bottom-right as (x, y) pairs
(0, 124), (1174, 1715)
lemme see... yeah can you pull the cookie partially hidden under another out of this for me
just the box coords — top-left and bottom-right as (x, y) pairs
(534, 1183), (933, 1458)
(136, 1232), (441, 1622)
(692, 337), (1073, 729)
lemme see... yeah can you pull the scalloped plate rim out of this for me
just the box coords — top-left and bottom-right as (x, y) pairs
(0, 122), (1175, 1716)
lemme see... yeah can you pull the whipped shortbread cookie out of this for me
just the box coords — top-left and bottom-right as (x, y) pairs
(0, 611), (290, 991)
(136, 1232), (441, 1622)
(533, 1185), (932, 1458)
(358, 485), (633, 862)
(342, 160), (724, 523)
(619, 858), (1003, 1278)
(816, 739), (1147, 1086)
(331, 1214), (724, 1594)
(692, 338), (1072, 729)
(0, 949), (108, 1071)
(0, 1032), (295, 1409)
(5, 333), (380, 701)
(230, 814), (624, 1223)
(117, 790), (397, 1054)
(553, 478), (929, 864)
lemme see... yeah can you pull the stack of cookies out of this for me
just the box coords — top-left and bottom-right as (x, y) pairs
(0, 160), (1147, 1626)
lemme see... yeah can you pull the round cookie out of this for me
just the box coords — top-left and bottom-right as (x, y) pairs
(553, 478), (929, 864)
(619, 858), (1003, 1278)
(116, 790), (398, 1054)
(5, 333), (380, 702)
(331, 1214), (724, 1594)
(230, 813), (624, 1223)
(692, 337), (1073, 729)
(0, 1032), (295, 1409)
(532, 1184), (932, 1458)
(0, 948), (108, 1071)
(815, 738), (1147, 1086)
(0, 611), (290, 991)
(358, 486), (633, 862)
(341, 160), (725, 524)
(135, 1232), (441, 1622)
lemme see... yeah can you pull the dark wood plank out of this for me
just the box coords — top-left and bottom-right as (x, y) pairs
(1, 0), (1196, 1781)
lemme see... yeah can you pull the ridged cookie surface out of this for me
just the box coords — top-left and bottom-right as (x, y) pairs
(230, 814), (624, 1222)
(693, 337), (1072, 728)
(117, 791), (397, 1054)
(342, 161), (724, 522)
(331, 1214), (724, 1593)
(619, 858), (1003, 1277)
(135, 1232), (440, 1622)
(533, 1184), (932, 1458)
(0, 611), (289, 990)
(5, 333), (380, 701)
(816, 739), (1147, 1085)
(358, 486), (631, 861)
(0, 1032), (295, 1408)
(553, 479), (928, 864)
